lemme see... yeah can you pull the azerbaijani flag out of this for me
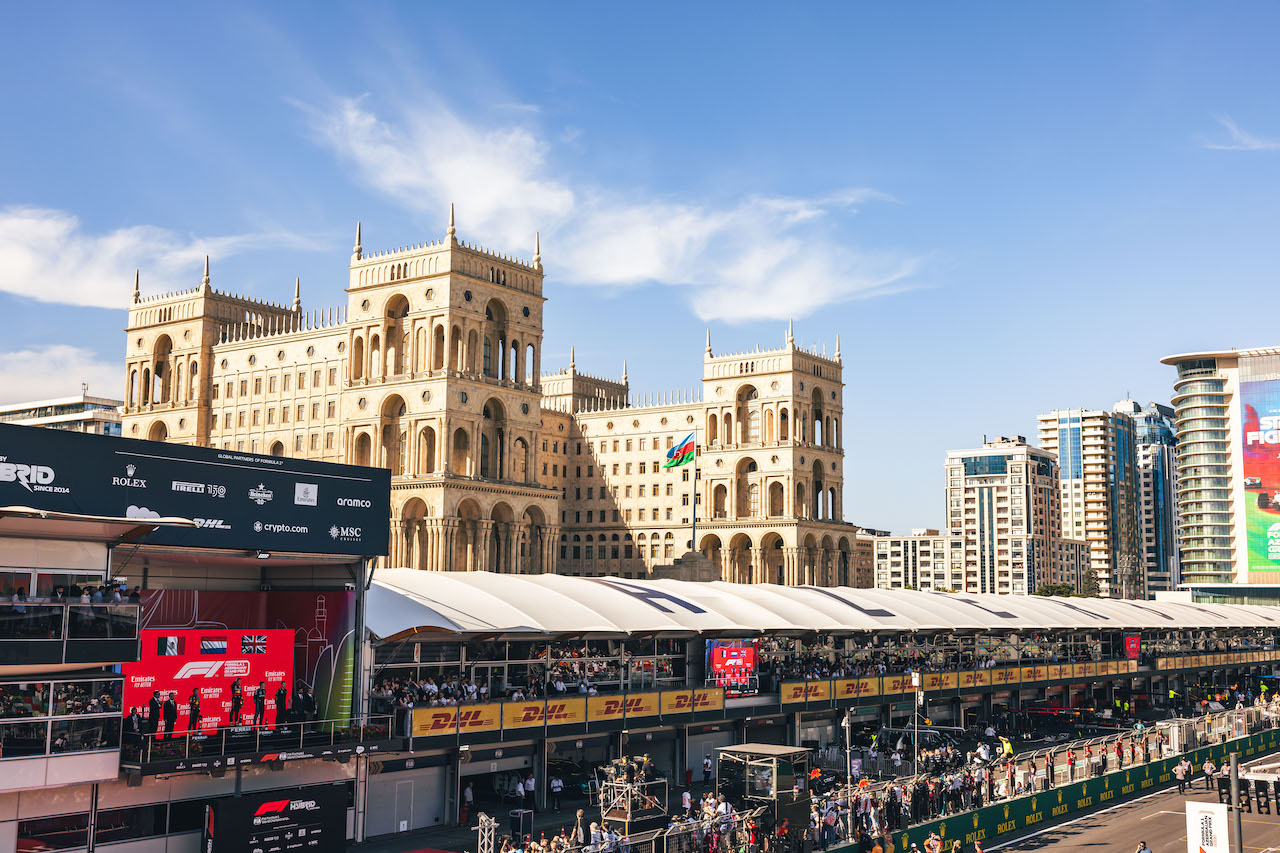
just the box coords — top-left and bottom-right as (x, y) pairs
(664, 432), (696, 468)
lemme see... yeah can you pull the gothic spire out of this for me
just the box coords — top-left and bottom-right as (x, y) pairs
(534, 231), (541, 266)
(622, 359), (628, 382)
(787, 317), (794, 346)
(569, 346), (576, 371)
(706, 328), (712, 355)
(202, 255), (210, 287)
(292, 277), (301, 311)
(448, 203), (456, 240)
(353, 221), (362, 260)
(834, 333), (841, 361)
(132, 269), (140, 304)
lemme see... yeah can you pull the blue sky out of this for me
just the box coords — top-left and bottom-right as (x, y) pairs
(2, 3), (1279, 533)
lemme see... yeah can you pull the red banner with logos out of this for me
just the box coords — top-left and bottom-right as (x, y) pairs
(1125, 634), (1141, 660)
(123, 628), (294, 732)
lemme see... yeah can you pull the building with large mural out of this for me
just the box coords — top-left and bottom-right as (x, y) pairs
(120, 210), (860, 582)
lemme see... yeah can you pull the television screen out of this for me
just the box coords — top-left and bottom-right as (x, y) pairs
(705, 639), (759, 697)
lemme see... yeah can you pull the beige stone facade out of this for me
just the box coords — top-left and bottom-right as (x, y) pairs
(120, 214), (857, 581)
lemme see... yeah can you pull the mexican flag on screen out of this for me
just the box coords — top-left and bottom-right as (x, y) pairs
(664, 432), (696, 468)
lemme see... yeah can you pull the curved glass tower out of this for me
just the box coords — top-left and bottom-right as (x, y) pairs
(1167, 357), (1233, 585)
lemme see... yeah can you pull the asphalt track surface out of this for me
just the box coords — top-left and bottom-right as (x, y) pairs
(989, 783), (1280, 853)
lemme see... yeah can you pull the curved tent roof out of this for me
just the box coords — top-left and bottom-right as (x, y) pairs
(366, 570), (1280, 641)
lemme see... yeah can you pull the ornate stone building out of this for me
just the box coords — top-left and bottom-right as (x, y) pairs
(121, 211), (860, 583)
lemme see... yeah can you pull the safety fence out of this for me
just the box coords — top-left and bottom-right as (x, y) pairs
(826, 709), (1280, 853)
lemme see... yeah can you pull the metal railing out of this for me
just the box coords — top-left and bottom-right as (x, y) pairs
(802, 703), (1278, 843)
(120, 713), (395, 766)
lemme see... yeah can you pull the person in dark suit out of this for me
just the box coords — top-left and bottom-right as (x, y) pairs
(274, 682), (288, 726)
(127, 706), (143, 735)
(302, 686), (317, 722)
(188, 689), (202, 734)
(162, 692), (178, 739)
(252, 682), (267, 726)
(293, 682), (306, 723)
(147, 691), (161, 735)
(126, 706), (144, 749)
(229, 678), (243, 725)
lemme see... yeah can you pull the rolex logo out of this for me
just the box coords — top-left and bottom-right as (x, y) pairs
(126, 464), (136, 477)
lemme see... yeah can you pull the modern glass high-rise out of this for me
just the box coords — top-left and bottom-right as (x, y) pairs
(1037, 408), (1141, 597)
(1113, 400), (1180, 593)
(1162, 355), (1233, 586)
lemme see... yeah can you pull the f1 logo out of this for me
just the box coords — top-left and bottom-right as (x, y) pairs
(253, 799), (290, 817)
(174, 661), (224, 679)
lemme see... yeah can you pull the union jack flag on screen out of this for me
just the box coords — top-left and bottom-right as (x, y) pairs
(241, 635), (268, 654)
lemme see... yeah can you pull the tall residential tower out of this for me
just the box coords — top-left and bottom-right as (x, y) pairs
(1037, 407), (1141, 597)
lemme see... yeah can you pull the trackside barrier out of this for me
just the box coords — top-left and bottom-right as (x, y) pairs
(840, 725), (1280, 853)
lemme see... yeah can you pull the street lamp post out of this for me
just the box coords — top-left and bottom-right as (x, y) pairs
(912, 672), (922, 772)
(840, 711), (853, 839)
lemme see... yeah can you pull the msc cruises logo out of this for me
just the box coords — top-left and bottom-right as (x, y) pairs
(330, 525), (362, 542)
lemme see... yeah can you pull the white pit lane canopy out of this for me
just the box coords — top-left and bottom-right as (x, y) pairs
(365, 570), (1280, 641)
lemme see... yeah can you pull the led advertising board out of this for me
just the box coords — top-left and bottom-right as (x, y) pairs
(0, 422), (389, 555)
(705, 639), (758, 697)
(202, 785), (346, 853)
(1242, 355), (1280, 577)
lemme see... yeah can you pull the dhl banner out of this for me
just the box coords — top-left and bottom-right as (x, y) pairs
(779, 681), (831, 704)
(457, 703), (502, 733)
(882, 674), (911, 694)
(695, 688), (725, 712)
(921, 673), (943, 691)
(412, 706), (456, 737)
(1033, 666), (1049, 682)
(993, 667), (1017, 686)
(502, 699), (587, 729)
(1045, 664), (1062, 681)
(971, 670), (991, 688)
(504, 701), (550, 729)
(938, 672), (958, 690)
(1020, 667), (1037, 683)
(959, 671), (980, 690)
(835, 678), (879, 700)
(588, 692), (659, 721)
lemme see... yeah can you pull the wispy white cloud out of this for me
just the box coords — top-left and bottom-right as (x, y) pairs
(299, 96), (920, 322)
(0, 344), (122, 404)
(1203, 115), (1280, 152)
(0, 206), (320, 309)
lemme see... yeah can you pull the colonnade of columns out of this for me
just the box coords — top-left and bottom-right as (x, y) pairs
(712, 545), (848, 586)
(386, 517), (559, 573)
(350, 318), (541, 389)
